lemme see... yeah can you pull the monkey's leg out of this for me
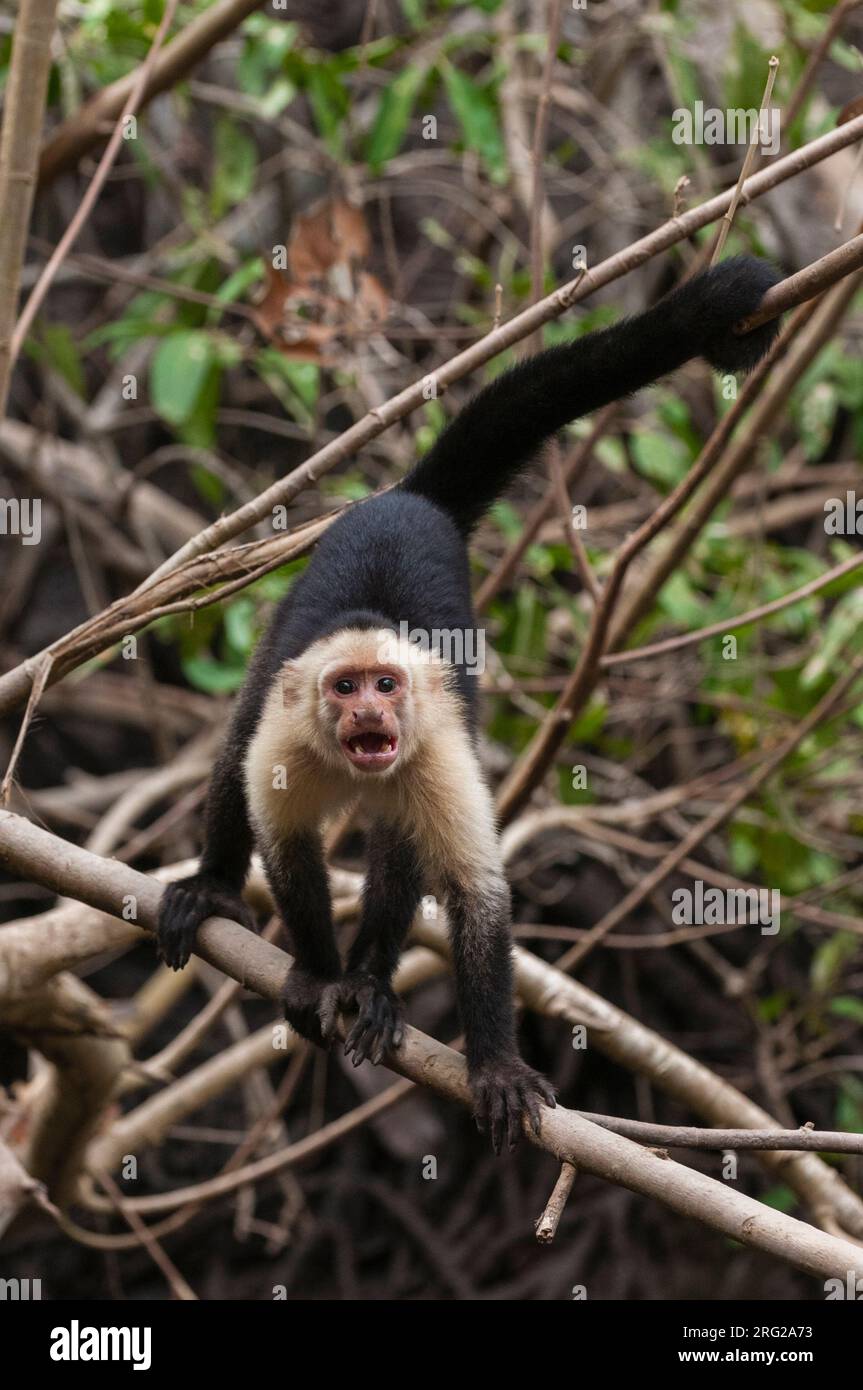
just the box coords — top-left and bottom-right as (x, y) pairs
(156, 738), (257, 970)
(324, 823), (424, 1065)
(265, 831), (343, 1048)
(446, 869), (556, 1154)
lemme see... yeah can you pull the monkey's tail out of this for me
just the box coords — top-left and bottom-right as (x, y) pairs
(400, 255), (782, 535)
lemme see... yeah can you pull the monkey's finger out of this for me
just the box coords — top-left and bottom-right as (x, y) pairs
(368, 995), (394, 1064)
(346, 1019), (376, 1065)
(521, 1085), (543, 1138)
(317, 986), (341, 1042)
(169, 894), (205, 969)
(370, 1004), (401, 1063)
(489, 1090), (507, 1156)
(506, 1091), (522, 1152)
(536, 1077), (557, 1108)
(158, 920), (191, 971)
(369, 1006), (388, 1065)
(344, 1010), (371, 1057)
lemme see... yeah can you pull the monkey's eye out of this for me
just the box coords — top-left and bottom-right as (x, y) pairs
(376, 676), (397, 694)
(333, 678), (357, 696)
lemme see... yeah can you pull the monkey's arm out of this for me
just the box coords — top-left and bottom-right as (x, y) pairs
(325, 822), (425, 1064)
(155, 644), (279, 970)
(446, 871), (555, 1154)
(264, 830), (344, 1046)
(155, 736), (257, 969)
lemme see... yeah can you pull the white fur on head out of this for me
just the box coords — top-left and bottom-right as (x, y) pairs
(281, 627), (452, 773)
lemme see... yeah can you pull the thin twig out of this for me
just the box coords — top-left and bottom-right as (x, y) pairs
(577, 1115), (863, 1154)
(712, 56), (780, 265)
(535, 1161), (577, 1243)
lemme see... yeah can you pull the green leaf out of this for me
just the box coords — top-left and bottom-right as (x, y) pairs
(238, 18), (298, 97)
(224, 597), (258, 660)
(150, 331), (216, 428)
(800, 590), (863, 688)
(811, 931), (858, 995)
(758, 1186), (797, 1214)
(631, 430), (689, 489)
(25, 324), (85, 396)
(179, 361), (222, 448)
(829, 996), (863, 1025)
(366, 64), (426, 170)
(254, 350), (319, 421)
(181, 654), (246, 695)
(836, 1077), (863, 1133)
(440, 60), (507, 184)
(211, 116), (257, 217)
(400, 0), (426, 25)
(191, 466), (224, 508)
(726, 22), (771, 113)
(307, 63), (350, 156)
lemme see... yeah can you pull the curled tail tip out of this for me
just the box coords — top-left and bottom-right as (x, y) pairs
(687, 254), (784, 375)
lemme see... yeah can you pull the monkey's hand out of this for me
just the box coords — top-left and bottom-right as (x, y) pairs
(156, 873), (257, 971)
(470, 1056), (556, 1155)
(282, 966), (343, 1048)
(318, 971), (405, 1065)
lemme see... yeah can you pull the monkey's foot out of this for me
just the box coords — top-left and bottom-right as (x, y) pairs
(470, 1056), (556, 1155)
(156, 873), (256, 971)
(317, 971), (404, 1065)
(282, 967), (342, 1048)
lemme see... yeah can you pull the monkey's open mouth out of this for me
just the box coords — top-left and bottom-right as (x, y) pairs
(342, 732), (399, 771)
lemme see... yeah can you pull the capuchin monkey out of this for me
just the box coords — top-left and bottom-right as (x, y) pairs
(156, 256), (781, 1152)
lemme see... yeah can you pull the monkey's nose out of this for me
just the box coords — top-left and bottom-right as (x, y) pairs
(353, 707), (383, 724)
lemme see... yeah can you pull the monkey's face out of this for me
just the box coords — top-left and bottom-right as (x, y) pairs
(321, 663), (409, 774)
